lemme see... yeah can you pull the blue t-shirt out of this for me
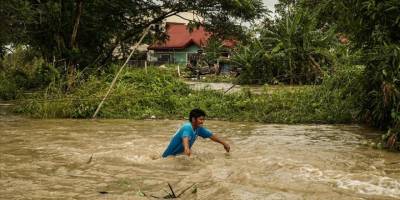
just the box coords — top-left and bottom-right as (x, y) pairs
(162, 122), (213, 157)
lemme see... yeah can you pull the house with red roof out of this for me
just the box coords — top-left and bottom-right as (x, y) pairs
(148, 22), (236, 65)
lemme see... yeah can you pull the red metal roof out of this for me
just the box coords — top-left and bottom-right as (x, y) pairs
(149, 23), (236, 50)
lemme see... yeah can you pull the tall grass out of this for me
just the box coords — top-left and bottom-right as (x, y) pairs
(0, 46), (60, 100)
(13, 67), (360, 124)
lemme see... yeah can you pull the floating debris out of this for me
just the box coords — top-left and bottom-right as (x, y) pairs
(167, 183), (176, 198)
(87, 154), (93, 164)
(137, 190), (145, 197)
(138, 183), (196, 199)
(191, 185), (197, 194)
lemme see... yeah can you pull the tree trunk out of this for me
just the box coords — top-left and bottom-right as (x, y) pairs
(71, 0), (83, 49)
(68, 0), (83, 90)
(308, 55), (322, 77)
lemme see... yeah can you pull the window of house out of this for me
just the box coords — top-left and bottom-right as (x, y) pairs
(158, 54), (171, 62)
(187, 53), (198, 66)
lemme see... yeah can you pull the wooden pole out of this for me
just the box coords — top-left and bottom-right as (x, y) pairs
(92, 26), (151, 118)
(145, 60), (148, 74)
(177, 64), (181, 77)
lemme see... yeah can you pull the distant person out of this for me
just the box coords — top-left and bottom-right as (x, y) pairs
(162, 108), (230, 157)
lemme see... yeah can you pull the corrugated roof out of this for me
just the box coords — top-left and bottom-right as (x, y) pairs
(149, 23), (236, 50)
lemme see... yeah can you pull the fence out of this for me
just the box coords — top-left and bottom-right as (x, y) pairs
(127, 60), (184, 68)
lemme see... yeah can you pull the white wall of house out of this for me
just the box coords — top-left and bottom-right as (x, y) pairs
(165, 12), (203, 24)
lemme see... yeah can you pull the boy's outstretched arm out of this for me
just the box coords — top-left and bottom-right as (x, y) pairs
(210, 135), (230, 152)
(183, 137), (191, 156)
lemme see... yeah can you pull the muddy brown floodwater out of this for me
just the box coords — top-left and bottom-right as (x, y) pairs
(1, 116), (400, 200)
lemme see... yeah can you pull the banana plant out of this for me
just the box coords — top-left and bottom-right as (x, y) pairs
(259, 5), (337, 84)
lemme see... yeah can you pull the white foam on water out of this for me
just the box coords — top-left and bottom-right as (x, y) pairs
(298, 165), (324, 179)
(336, 175), (400, 198)
(297, 165), (400, 198)
(124, 154), (155, 163)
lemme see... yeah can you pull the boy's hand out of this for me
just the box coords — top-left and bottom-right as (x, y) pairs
(223, 143), (230, 153)
(183, 137), (191, 156)
(184, 148), (191, 156)
(210, 135), (230, 153)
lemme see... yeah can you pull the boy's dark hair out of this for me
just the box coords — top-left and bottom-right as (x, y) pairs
(189, 108), (206, 122)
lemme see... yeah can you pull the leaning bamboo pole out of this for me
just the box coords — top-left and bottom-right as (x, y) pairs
(92, 26), (151, 118)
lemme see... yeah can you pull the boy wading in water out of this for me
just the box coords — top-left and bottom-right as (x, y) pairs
(162, 109), (230, 157)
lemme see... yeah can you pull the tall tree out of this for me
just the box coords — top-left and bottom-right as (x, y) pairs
(1, 0), (266, 80)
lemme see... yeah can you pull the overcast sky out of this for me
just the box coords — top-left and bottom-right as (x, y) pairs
(263, 0), (278, 12)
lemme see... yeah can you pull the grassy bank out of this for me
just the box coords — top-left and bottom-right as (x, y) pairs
(10, 66), (361, 124)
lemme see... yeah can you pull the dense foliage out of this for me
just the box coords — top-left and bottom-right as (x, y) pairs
(316, 0), (400, 149)
(229, 0), (400, 150)
(233, 5), (338, 85)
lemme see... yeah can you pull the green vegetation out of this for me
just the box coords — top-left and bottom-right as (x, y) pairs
(0, 46), (60, 100)
(230, 0), (400, 150)
(10, 67), (358, 126)
(232, 4), (337, 85)
(313, 0), (400, 150)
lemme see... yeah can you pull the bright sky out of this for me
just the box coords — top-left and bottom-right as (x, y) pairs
(263, 0), (278, 12)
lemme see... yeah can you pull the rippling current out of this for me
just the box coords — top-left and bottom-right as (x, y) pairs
(1, 117), (399, 199)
